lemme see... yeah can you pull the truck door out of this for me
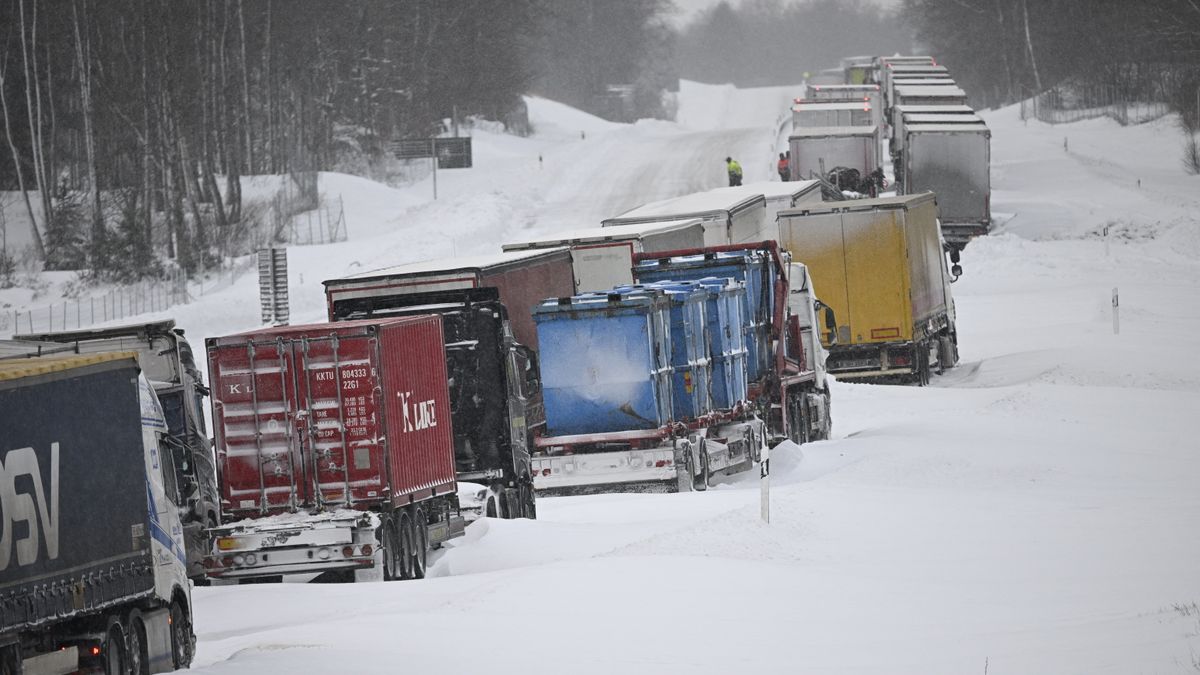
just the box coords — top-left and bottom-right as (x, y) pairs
(505, 347), (536, 479)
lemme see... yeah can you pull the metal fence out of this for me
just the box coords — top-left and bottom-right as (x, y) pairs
(1020, 80), (1174, 126)
(4, 274), (189, 336)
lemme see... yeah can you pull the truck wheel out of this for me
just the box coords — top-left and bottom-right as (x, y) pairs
(128, 613), (148, 675)
(104, 621), (127, 675)
(520, 483), (537, 520)
(382, 517), (401, 581)
(693, 441), (709, 492)
(676, 450), (695, 493)
(0, 645), (19, 675)
(411, 507), (428, 580)
(169, 600), (194, 669)
(398, 512), (416, 581)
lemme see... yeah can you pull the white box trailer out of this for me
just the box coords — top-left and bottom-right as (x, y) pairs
(502, 218), (706, 292)
(893, 85), (969, 109)
(803, 84), (883, 128)
(789, 126), (880, 183)
(705, 181), (824, 240)
(901, 122), (991, 246)
(889, 104), (975, 148)
(894, 110), (982, 152)
(887, 75), (954, 111)
(603, 191), (768, 248)
(792, 100), (876, 129)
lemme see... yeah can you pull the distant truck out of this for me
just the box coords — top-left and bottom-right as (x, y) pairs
(900, 120), (992, 247)
(891, 84), (969, 111)
(322, 249), (574, 353)
(603, 190), (768, 248)
(804, 84), (883, 128)
(502, 218), (706, 292)
(840, 55), (875, 85)
(205, 317), (468, 583)
(16, 321), (219, 582)
(777, 193), (960, 384)
(0, 353), (195, 673)
(325, 266), (546, 520)
(791, 100), (876, 129)
(705, 181), (824, 232)
(889, 104), (975, 151)
(789, 126), (880, 187)
(530, 242), (833, 494)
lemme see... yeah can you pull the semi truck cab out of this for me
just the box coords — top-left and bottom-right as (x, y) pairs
(16, 321), (220, 580)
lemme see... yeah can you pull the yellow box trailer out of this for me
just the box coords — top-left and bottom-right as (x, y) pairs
(777, 192), (960, 384)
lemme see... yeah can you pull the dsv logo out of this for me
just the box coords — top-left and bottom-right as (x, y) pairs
(398, 392), (437, 433)
(0, 443), (60, 571)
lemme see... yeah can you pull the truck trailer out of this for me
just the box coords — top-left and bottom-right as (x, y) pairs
(789, 127), (880, 186)
(892, 85), (969, 110)
(603, 190), (768, 248)
(705, 181), (824, 235)
(0, 353), (195, 673)
(804, 84), (883, 129)
(791, 100), (877, 129)
(321, 249), (574, 353)
(889, 104), (976, 151)
(501, 218), (706, 293)
(16, 321), (219, 582)
(205, 317), (467, 583)
(777, 193), (960, 384)
(900, 121), (992, 247)
(325, 274), (547, 520)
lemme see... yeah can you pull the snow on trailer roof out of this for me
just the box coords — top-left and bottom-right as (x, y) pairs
(501, 218), (704, 250)
(894, 104), (975, 115)
(705, 181), (822, 203)
(210, 316), (434, 344)
(608, 190), (766, 222)
(902, 113), (984, 124)
(778, 191), (937, 218)
(887, 65), (948, 73)
(808, 84), (880, 92)
(789, 126), (879, 138)
(0, 351), (138, 382)
(894, 85), (967, 97)
(904, 122), (990, 133)
(891, 77), (955, 86)
(793, 101), (873, 111)
(328, 247), (569, 282)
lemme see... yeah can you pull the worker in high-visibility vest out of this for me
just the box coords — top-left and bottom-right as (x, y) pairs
(725, 157), (743, 187)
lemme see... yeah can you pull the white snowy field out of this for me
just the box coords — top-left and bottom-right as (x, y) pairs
(8, 79), (1200, 672)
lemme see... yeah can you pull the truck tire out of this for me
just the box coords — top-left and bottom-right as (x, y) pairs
(0, 645), (18, 675)
(520, 483), (537, 520)
(693, 441), (709, 492)
(382, 517), (401, 581)
(398, 512), (416, 581)
(677, 450), (695, 493)
(126, 610), (149, 675)
(104, 620), (127, 675)
(169, 600), (193, 669)
(411, 507), (428, 580)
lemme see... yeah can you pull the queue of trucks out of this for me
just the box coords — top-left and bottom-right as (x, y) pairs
(0, 51), (977, 672)
(789, 54), (991, 250)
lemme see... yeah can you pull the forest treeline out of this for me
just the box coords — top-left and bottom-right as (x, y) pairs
(904, 0), (1200, 112)
(0, 0), (670, 278)
(676, 0), (909, 87)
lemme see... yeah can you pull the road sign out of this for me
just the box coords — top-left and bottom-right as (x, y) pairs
(389, 137), (473, 168)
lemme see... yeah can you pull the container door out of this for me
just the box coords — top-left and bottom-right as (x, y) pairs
(649, 309), (674, 425)
(571, 243), (634, 293)
(210, 340), (304, 512)
(294, 335), (385, 506)
(842, 211), (910, 344)
(779, 212), (850, 347)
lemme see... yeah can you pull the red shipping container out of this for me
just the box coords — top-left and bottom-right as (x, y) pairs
(206, 316), (456, 517)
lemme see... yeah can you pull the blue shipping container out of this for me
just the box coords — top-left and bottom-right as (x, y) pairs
(638, 282), (712, 420)
(635, 251), (776, 383)
(533, 290), (674, 436)
(695, 277), (749, 409)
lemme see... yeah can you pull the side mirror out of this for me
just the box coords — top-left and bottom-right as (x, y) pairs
(822, 306), (838, 345)
(951, 264), (963, 280)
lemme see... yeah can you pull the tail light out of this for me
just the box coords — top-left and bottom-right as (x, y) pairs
(542, 468), (551, 476)
(360, 544), (373, 557)
(655, 460), (669, 468)
(342, 546), (354, 558)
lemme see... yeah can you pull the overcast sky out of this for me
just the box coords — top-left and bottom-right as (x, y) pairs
(668, 0), (899, 27)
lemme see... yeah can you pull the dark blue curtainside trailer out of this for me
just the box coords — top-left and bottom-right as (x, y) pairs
(0, 353), (194, 673)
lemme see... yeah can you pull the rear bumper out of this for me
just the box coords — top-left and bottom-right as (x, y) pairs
(205, 512), (378, 580)
(940, 221), (989, 245)
(532, 447), (680, 493)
